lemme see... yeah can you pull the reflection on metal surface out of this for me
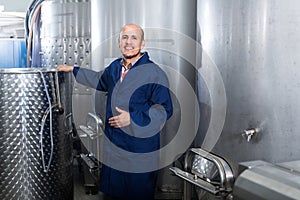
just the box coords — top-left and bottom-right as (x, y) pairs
(234, 160), (300, 200)
(170, 167), (218, 195)
(191, 155), (219, 183)
(78, 113), (103, 191)
(0, 68), (73, 200)
(197, 0), (300, 170)
(79, 112), (104, 161)
(170, 148), (234, 198)
(39, 0), (93, 135)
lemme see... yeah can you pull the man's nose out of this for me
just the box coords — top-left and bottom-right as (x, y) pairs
(125, 38), (131, 44)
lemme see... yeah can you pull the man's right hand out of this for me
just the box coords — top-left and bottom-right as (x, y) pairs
(57, 65), (74, 72)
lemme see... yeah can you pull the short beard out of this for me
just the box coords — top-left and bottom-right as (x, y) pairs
(123, 50), (141, 59)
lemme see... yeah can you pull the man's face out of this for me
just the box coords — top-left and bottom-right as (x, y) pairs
(119, 25), (145, 60)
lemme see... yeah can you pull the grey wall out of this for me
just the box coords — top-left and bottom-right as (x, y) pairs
(0, 0), (32, 12)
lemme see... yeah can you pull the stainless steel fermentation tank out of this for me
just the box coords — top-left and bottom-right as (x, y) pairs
(38, 0), (95, 193)
(0, 68), (73, 200)
(197, 0), (300, 175)
(39, 0), (92, 127)
(190, 0), (300, 199)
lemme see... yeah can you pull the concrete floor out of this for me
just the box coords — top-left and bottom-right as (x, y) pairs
(73, 163), (182, 200)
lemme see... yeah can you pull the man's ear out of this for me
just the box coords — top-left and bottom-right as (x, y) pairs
(118, 38), (121, 49)
(141, 40), (145, 49)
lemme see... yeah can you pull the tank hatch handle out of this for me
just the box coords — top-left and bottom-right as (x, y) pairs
(79, 112), (104, 140)
(170, 148), (234, 196)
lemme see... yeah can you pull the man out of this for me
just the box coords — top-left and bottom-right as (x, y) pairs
(58, 24), (173, 200)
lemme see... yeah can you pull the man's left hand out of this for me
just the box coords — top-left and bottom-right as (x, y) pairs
(109, 107), (131, 128)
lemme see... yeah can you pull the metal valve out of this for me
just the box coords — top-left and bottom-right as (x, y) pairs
(242, 128), (259, 142)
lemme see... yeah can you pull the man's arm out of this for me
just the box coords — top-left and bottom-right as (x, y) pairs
(57, 65), (108, 91)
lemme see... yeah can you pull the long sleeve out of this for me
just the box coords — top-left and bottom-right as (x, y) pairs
(73, 66), (109, 91)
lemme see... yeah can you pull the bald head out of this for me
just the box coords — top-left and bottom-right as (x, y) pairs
(119, 24), (144, 41)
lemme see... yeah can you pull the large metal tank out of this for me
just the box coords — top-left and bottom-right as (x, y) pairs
(0, 68), (73, 200)
(91, 0), (198, 196)
(169, 1), (300, 199)
(197, 0), (300, 175)
(39, 0), (92, 127)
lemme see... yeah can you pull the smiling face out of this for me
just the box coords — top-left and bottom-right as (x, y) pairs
(118, 24), (145, 63)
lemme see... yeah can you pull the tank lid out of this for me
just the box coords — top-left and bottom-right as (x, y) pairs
(0, 68), (58, 74)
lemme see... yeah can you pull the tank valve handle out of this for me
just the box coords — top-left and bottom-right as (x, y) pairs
(53, 105), (64, 115)
(242, 128), (259, 142)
